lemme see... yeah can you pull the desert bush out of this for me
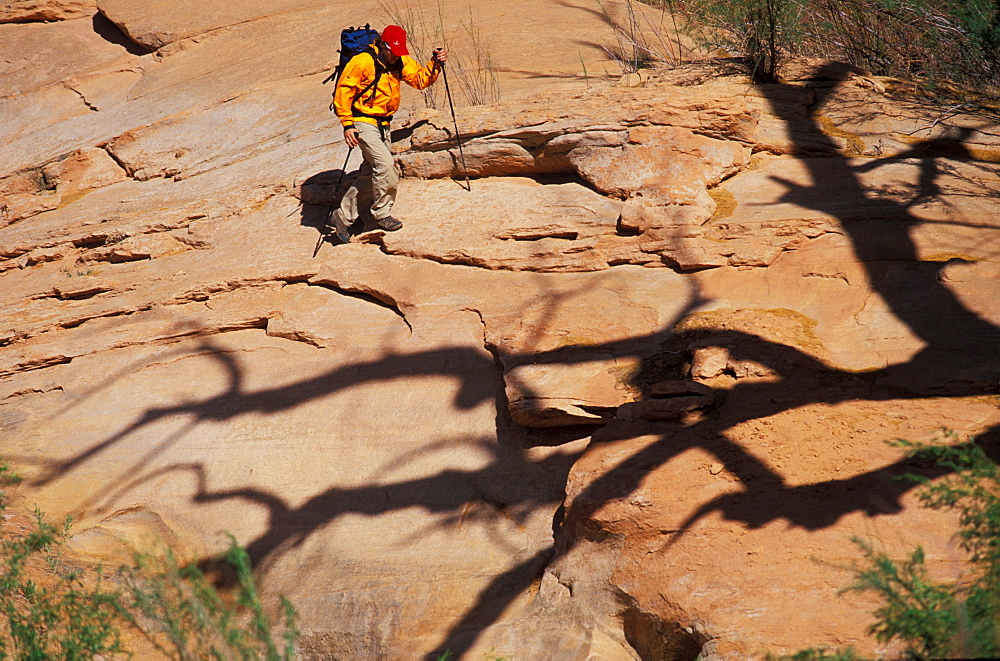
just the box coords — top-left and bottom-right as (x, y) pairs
(625, 0), (998, 91)
(799, 0), (1000, 90)
(858, 433), (1000, 658)
(0, 462), (124, 659)
(0, 460), (297, 660)
(120, 539), (298, 661)
(787, 432), (999, 659)
(678, 0), (807, 82)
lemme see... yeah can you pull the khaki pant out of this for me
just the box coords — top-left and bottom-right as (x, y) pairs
(337, 121), (398, 225)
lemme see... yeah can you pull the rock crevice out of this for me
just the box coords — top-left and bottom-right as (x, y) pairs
(2, 4), (999, 657)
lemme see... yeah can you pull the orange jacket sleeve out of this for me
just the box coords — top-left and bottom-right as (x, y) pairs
(400, 55), (441, 91)
(333, 53), (375, 129)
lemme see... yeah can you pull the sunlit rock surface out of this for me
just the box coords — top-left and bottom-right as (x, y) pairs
(2, 1), (999, 658)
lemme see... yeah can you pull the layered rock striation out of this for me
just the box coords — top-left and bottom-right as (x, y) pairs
(2, 1), (999, 659)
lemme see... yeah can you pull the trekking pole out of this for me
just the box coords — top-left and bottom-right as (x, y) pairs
(440, 58), (471, 192)
(315, 146), (354, 257)
(330, 146), (354, 219)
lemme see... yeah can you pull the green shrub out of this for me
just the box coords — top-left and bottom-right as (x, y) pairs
(121, 539), (298, 661)
(0, 459), (297, 660)
(630, 0), (998, 92)
(0, 462), (126, 660)
(800, 0), (1000, 90)
(846, 539), (961, 658)
(683, 0), (808, 82)
(790, 432), (999, 659)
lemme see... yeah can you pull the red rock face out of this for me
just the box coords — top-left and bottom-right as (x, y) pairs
(1, 0), (998, 658)
(0, 0), (95, 23)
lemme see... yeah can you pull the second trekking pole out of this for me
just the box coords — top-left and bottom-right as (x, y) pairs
(440, 57), (471, 192)
(315, 146), (354, 257)
(330, 146), (354, 218)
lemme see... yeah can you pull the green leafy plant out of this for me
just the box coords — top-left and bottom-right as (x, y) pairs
(0, 462), (125, 659)
(794, 432), (999, 660)
(845, 539), (961, 658)
(0, 459), (298, 660)
(864, 432), (1000, 658)
(120, 538), (298, 661)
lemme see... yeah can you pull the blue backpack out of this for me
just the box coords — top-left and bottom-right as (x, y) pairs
(323, 24), (380, 86)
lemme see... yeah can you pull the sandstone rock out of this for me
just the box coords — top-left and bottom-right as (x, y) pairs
(52, 278), (114, 299)
(691, 346), (729, 379)
(64, 67), (145, 112)
(617, 380), (715, 421)
(505, 357), (625, 427)
(12, 246), (67, 269)
(1, 191), (59, 227)
(0, 17), (136, 97)
(95, 0), (324, 49)
(2, 6), (1000, 656)
(0, 0), (96, 24)
(0, 149), (127, 226)
(619, 71), (646, 88)
(617, 396), (700, 421)
(561, 392), (1000, 659)
(374, 177), (626, 272)
(64, 506), (186, 562)
(94, 232), (187, 263)
(461, 570), (642, 660)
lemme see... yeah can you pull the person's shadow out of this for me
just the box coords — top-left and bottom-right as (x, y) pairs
(299, 166), (374, 253)
(299, 121), (432, 253)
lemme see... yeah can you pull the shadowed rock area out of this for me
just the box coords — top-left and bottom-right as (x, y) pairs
(2, 1), (999, 659)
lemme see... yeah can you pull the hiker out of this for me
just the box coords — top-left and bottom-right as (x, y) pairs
(329, 25), (448, 243)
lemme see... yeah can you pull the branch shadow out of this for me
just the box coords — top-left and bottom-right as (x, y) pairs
(20, 63), (1000, 659)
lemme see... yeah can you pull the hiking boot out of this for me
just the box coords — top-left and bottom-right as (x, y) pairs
(327, 209), (352, 244)
(375, 215), (403, 231)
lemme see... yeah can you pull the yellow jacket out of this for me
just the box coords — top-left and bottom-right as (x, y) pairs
(334, 45), (440, 128)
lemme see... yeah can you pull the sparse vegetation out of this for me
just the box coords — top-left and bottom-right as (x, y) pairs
(60, 268), (95, 278)
(846, 433), (1000, 659)
(376, 0), (500, 106)
(780, 647), (861, 660)
(120, 539), (298, 660)
(0, 459), (298, 660)
(613, 0), (999, 93)
(798, 0), (1000, 90)
(0, 461), (124, 659)
(684, 0), (806, 82)
(787, 431), (1000, 659)
(599, 0), (686, 74)
(104, 229), (129, 245)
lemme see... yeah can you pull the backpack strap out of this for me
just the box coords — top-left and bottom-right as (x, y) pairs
(350, 47), (403, 122)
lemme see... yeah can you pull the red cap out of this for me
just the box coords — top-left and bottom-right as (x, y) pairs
(381, 25), (409, 56)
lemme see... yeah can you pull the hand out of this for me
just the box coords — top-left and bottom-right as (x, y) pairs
(344, 127), (359, 148)
(433, 48), (448, 66)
